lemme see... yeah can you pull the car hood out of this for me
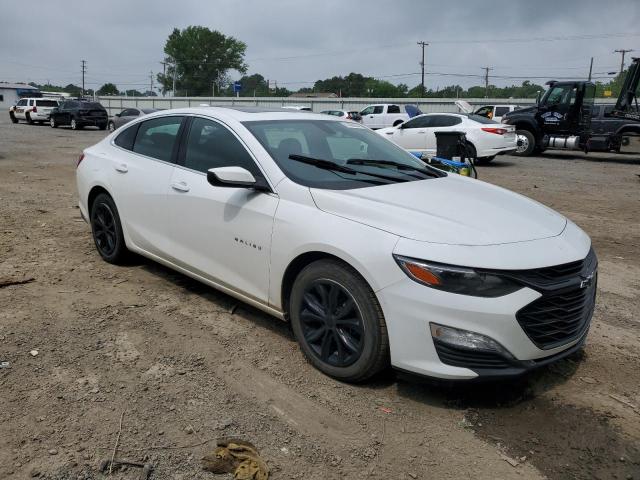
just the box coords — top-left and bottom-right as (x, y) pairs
(310, 176), (567, 246)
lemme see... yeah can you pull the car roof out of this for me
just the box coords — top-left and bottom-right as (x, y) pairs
(140, 106), (329, 122)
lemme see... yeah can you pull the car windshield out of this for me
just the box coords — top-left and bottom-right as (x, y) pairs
(243, 119), (443, 190)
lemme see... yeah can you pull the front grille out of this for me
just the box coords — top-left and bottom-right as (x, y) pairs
(512, 248), (598, 350)
(434, 340), (511, 369)
(516, 282), (596, 349)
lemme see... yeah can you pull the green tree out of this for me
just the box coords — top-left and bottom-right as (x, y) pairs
(157, 26), (247, 96)
(97, 83), (119, 96)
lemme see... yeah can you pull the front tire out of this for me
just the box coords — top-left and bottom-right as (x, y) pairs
(515, 130), (535, 156)
(475, 155), (495, 165)
(90, 193), (129, 264)
(9, 112), (18, 124)
(70, 118), (82, 130)
(108, 121), (115, 132)
(98, 123), (107, 131)
(289, 260), (389, 382)
(50, 117), (58, 128)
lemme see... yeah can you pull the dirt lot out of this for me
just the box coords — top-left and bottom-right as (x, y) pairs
(1, 115), (639, 480)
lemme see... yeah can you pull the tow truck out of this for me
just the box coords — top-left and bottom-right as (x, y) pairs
(502, 57), (640, 156)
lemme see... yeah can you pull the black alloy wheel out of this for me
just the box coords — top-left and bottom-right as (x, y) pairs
(299, 279), (365, 368)
(290, 259), (389, 382)
(90, 193), (128, 264)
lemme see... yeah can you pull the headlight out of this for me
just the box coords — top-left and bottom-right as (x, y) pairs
(393, 255), (521, 297)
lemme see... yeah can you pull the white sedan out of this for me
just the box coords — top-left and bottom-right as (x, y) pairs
(76, 107), (596, 382)
(377, 113), (517, 163)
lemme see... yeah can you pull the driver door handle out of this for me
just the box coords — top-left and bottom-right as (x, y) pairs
(171, 181), (190, 193)
(114, 163), (128, 173)
(417, 130), (426, 134)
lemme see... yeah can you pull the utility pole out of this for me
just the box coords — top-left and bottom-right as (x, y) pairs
(149, 71), (154, 95)
(172, 60), (177, 97)
(614, 49), (634, 74)
(417, 41), (428, 97)
(482, 66), (493, 98)
(588, 57), (594, 81)
(81, 60), (87, 97)
(159, 61), (168, 96)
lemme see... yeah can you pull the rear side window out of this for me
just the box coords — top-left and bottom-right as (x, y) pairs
(114, 124), (139, 150)
(387, 105), (401, 114)
(183, 117), (261, 176)
(430, 115), (462, 127)
(36, 100), (59, 107)
(80, 102), (104, 110)
(133, 116), (183, 162)
(403, 116), (432, 129)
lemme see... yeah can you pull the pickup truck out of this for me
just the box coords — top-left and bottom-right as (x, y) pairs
(455, 100), (520, 123)
(359, 104), (409, 129)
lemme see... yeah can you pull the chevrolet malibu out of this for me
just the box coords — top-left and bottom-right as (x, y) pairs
(76, 107), (597, 382)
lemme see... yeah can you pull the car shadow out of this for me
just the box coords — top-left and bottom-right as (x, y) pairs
(477, 161), (516, 168)
(542, 151), (640, 165)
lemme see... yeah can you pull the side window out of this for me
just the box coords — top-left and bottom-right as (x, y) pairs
(403, 116), (431, 129)
(372, 106), (384, 114)
(114, 123), (140, 151)
(133, 116), (183, 162)
(123, 109), (139, 116)
(494, 106), (510, 117)
(387, 105), (401, 114)
(360, 106), (374, 115)
(17, 99), (27, 106)
(183, 117), (261, 176)
(603, 105), (615, 117)
(591, 105), (602, 118)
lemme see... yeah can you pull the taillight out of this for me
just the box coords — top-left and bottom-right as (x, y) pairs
(32, 106), (37, 113)
(77, 153), (85, 167)
(481, 127), (507, 135)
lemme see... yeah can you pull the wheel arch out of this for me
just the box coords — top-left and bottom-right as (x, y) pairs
(616, 124), (640, 136)
(280, 251), (374, 319)
(87, 185), (112, 215)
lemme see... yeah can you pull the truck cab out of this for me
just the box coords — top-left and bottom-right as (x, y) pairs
(359, 104), (409, 129)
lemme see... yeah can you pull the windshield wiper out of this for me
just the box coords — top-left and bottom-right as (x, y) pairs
(288, 154), (409, 183)
(346, 158), (441, 178)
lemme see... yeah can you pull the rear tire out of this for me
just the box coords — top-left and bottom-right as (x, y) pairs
(90, 193), (129, 264)
(50, 117), (58, 128)
(289, 259), (390, 382)
(108, 121), (116, 132)
(515, 130), (535, 156)
(98, 123), (107, 131)
(71, 118), (82, 130)
(465, 142), (477, 163)
(9, 112), (18, 124)
(26, 113), (34, 124)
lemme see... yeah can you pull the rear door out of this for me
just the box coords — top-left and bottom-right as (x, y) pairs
(166, 116), (278, 302)
(108, 115), (184, 256)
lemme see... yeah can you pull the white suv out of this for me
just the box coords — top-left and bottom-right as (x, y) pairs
(9, 97), (60, 124)
(76, 107), (596, 382)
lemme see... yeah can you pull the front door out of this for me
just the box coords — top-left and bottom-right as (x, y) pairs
(167, 116), (279, 303)
(385, 115), (431, 152)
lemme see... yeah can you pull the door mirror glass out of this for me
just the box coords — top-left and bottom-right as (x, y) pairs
(207, 166), (269, 191)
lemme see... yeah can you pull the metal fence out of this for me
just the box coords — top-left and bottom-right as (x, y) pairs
(97, 95), (617, 115)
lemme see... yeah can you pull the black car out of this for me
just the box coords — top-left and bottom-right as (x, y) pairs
(49, 100), (108, 130)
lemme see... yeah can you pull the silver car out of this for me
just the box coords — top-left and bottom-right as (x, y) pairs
(107, 108), (160, 132)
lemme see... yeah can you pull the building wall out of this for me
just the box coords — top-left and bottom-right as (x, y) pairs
(0, 88), (20, 109)
(96, 95), (618, 116)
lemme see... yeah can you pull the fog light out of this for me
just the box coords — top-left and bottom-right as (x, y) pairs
(430, 323), (511, 356)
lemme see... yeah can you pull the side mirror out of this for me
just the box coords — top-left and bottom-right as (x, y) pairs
(115, 113), (121, 117)
(207, 166), (270, 192)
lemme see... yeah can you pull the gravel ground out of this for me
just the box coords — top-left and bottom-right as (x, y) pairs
(0, 116), (639, 480)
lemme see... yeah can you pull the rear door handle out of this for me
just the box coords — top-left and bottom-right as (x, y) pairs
(171, 181), (190, 193)
(115, 163), (128, 173)
(417, 130), (426, 134)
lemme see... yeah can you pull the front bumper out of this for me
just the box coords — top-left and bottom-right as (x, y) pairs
(377, 227), (594, 380)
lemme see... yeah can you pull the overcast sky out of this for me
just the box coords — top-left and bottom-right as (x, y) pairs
(1, 0), (638, 93)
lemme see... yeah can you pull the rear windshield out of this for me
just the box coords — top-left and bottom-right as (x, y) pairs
(468, 114), (499, 124)
(36, 100), (58, 107)
(81, 102), (105, 110)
